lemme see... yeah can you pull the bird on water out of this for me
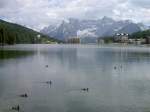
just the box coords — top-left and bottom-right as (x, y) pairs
(81, 88), (89, 92)
(19, 93), (28, 98)
(11, 105), (20, 111)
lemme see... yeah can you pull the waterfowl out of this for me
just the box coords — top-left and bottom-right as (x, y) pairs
(114, 66), (117, 70)
(46, 81), (52, 85)
(19, 93), (28, 98)
(45, 65), (49, 68)
(12, 105), (20, 111)
(81, 88), (89, 92)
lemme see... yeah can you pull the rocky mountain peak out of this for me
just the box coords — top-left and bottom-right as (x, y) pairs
(41, 16), (148, 41)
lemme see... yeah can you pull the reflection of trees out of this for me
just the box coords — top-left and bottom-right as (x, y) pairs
(0, 50), (34, 60)
(0, 77), (4, 97)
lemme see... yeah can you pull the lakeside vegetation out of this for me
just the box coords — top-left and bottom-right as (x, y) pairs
(0, 19), (60, 45)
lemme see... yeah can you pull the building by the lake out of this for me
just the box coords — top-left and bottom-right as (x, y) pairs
(114, 33), (129, 43)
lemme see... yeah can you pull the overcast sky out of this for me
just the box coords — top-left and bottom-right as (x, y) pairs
(0, 0), (150, 30)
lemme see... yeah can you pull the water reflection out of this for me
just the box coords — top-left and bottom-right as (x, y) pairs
(0, 45), (150, 112)
(0, 50), (35, 60)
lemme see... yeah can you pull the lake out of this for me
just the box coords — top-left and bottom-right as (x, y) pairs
(0, 44), (150, 112)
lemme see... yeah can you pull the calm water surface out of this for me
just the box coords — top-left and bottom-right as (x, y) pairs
(0, 44), (150, 112)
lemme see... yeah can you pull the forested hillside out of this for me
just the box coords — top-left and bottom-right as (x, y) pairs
(0, 19), (59, 45)
(130, 30), (150, 39)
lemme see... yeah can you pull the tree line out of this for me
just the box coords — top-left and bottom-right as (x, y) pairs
(129, 30), (150, 39)
(0, 19), (59, 45)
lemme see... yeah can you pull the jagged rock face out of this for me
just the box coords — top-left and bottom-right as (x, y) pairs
(41, 17), (148, 41)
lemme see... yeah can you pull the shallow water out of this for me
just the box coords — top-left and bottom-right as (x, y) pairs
(0, 44), (150, 112)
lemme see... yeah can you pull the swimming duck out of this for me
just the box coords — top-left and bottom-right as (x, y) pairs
(19, 93), (28, 98)
(81, 88), (89, 92)
(46, 81), (52, 85)
(12, 105), (20, 111)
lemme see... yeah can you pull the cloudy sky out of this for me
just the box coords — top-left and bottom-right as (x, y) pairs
(0, 0), (150, 30)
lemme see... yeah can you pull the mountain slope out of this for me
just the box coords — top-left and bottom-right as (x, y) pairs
(41, 17), (148, 41)
(118, 23), (141, 34)
(130, 29), (150, 39)
(0, 19), (59, 45)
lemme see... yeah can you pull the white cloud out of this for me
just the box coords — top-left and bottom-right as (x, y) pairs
(0, 0), (150, 30)
(129, 0), (150, 9)
(77, 28), (97, 38)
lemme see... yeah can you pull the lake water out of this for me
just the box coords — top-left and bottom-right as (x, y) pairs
(0, 44), (150, 112)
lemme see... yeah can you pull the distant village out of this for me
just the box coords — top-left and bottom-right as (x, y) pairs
(66, 33), (150, 45)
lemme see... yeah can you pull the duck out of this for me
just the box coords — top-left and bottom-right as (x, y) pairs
(81, 88), (89, 92)
(45, 65), (49, 68)
(19, 93), (28, 98)
(114, 66), (117, 70)
(12, 105), (20, 111)
(46, 81), (52, 85)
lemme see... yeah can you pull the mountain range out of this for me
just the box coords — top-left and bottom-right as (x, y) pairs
(41, 17), (149, 41)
